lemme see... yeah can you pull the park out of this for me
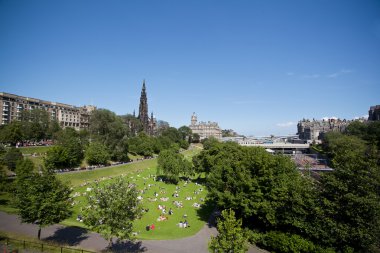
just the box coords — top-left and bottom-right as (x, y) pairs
(1, 113), (379, 253)
(57, 147), (210, 240)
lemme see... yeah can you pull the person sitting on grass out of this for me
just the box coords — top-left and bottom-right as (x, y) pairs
(157, 215), (168, 221)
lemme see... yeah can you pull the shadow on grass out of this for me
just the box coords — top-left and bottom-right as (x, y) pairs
(196, 199), (217, 228)
(0, 198), (9, 206)
(103, 240), (147, 253)
(44, 226), (88, 246)
(190, 177), (207, 185)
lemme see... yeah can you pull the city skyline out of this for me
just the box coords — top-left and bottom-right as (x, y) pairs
(1, 1), (379, 136)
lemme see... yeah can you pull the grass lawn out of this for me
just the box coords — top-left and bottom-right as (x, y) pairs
(59, 148), (210, 240)
(0, 192), (18, 214)
(0, 147), (211, 240)
(17, 146), (53, 155)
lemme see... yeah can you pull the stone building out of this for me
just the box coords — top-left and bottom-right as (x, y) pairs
(297, 118), (350, 143)
(369, 105), (380, 121)
(0, 92), (95, 130)
(189, 113), (222, 140)
(138, 80), (156, 135)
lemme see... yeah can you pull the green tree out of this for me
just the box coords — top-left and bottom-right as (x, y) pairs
(46, 120), (61, 140)
(111, 136), (130, 162)
(0, 121), (23, 146)
(83, 178), (143, 246)
(85, 142), (110, 165)
(157, 148), (192, 184)
(120, 114), (143, 137)
(20, 109), (50, 141)
(44, 146), (69, 170)
(44, 128), (84, 170)
(197, 142), (317, 237)
(89, 109), (129, 161)
(178, 126), (192, 142)
(3, 147), (23, 171)
(162, 127), (189, 149)
(14, 159), (72, 240)
(209, 209), (248, 253)
(0, 164), (6, 191)
(318, 133), (380, 251)
(192, 133), (200, 143)
(128, 132), (155, 157)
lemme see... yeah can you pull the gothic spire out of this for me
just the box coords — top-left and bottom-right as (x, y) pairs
(138, 80), (149, 133)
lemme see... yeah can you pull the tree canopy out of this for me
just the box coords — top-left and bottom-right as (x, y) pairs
(44, 128), (84, 170)
(317, 132), (380, 251)
(157, 148), (193, 184)
(209, 209), (248, 253)
(83, 178), (143, 246)
(2, 147), (23, 171)
(14, 159), (72, 239)
(85, 141), (110, 165)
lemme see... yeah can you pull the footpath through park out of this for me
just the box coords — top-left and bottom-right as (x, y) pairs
(0, 211), (266, 253)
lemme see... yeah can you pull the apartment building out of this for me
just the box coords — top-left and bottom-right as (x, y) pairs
(0, 92), (95, 130)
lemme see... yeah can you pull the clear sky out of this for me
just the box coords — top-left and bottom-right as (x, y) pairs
(1, 0), (379, 136)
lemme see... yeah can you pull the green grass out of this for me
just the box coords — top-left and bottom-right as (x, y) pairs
(17, 146), (54, 155)
(0, 192), (18, 214)
(28, 156), (45, 169)
(57, 148), (210, 240)
(128, 153), (144, 160)
(1, 148), (210, 240)
(57, 159), (158, 187)
(62, 167), (209, 240)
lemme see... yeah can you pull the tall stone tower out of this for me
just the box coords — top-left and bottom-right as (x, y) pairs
(191, 112), (197, 126)
(138, 80), (150, 133)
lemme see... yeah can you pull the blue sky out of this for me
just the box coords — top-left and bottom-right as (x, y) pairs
(1, 0), (379, 136)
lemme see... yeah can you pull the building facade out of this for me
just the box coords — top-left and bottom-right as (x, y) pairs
(297, 118), (351, 143)
(189, 113), (222, 140)
(0, 92), (95, 130)
(369, 105), (380, 121)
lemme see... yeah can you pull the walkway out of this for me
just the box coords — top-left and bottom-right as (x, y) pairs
(0, 211), (266, 253)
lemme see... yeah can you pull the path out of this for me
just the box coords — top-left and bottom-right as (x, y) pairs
(0, 211), (266, 253)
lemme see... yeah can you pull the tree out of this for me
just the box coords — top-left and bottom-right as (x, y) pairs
(3, 147), (23, 171)
(20, 109), (50, 141)
(209, 209), (248, 253)
(0, 164), (6, 191)
(161, 127), (189, 149)
(83, 178), (143, 246)
(14, 159), (72, 240)
(192, 133), (200, 143)
(111, 136), (130, 162)
(157, 148), (192, 184)
(44, 128), (84, 170)
(155, 120), (170, 135)
(85, 141), (110, 165)
(0, 121), (23, 146)
(46, 120), (61, 140)
(120, 114), (143, 137)
(89, 109), (129, 161)
(178, 126), (192, 142)
(196, 142), (317, 239)
(128, 132), (155, 157)
(318, 134), (380, 251)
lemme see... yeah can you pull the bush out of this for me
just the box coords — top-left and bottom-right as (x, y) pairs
(85, 142), (110, 165)
(3, 147), (23, 171)
(259, 231), (317, 253)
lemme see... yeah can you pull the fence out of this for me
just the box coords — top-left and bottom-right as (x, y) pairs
(0, 236), (95, 253)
